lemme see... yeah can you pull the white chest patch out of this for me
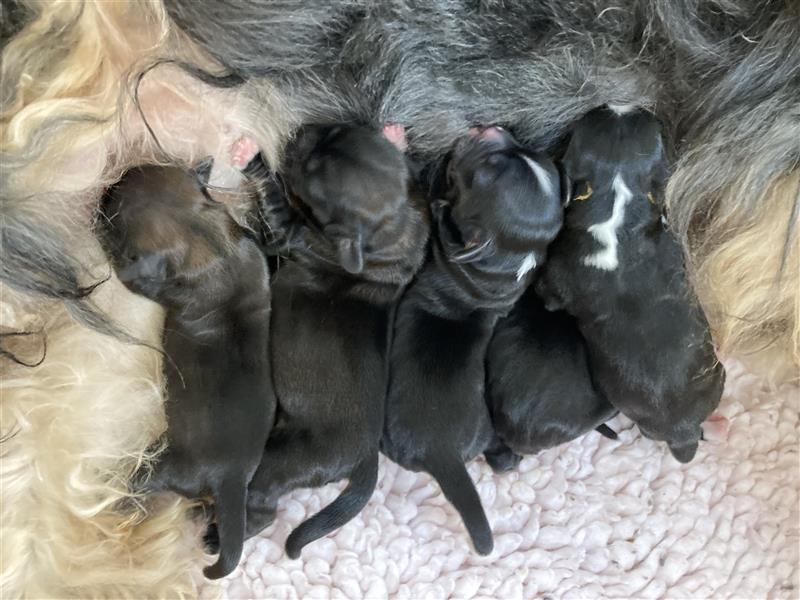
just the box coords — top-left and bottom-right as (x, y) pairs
(521, 155), (554, 197)
(583, 174), (632, 271)
(516, 253), (537, 281)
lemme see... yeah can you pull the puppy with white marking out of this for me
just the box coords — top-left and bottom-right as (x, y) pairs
(536, 107), (725, 463)
(382, 127), (562, 554)
(486, 286), (618, 468)
(245, 125), (429, 558)
(100, 166), (275, 579)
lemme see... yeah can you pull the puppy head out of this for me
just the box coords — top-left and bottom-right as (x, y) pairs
(282, 125), (409, 274)
(435, 126), (561, 267)
(560, 107), (667, 225)
(100, 166), (239, 305)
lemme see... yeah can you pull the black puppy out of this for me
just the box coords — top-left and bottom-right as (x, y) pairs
(101, 166), (275, 579)
(381, 127), (563, 555)
(486, 286), (618, 468)
(246, 125), (428, 558)
(536, 106), (725, 463)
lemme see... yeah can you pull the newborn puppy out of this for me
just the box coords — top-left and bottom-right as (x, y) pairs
(246, 125), (428, 558)
(382, 127), (562, 555)
(486, 286), (618, 469)
(100, 166), (275, 579)
(536, 106), (725, 463)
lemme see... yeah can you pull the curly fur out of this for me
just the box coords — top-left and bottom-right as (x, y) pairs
(1, 2), (292, 596)
(0, 280), (206, 598)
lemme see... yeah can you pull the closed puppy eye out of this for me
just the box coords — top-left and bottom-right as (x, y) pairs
(486, 154), (504, 167)
(474, 165), (499, 187)
(304, 157), (321, 173)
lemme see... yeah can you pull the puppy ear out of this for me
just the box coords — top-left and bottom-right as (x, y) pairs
(432, 201), (492, 264)
(336, 237), (364, 274)
(116, 252), (167, 283)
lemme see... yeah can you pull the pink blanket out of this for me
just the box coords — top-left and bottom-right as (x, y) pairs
(202, 361), (799, 599)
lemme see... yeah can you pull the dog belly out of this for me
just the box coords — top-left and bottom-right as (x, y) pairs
(384, 308), (494, 468)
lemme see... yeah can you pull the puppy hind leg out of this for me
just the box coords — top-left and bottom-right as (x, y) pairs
(483, 435), (522, 473)
(245, 437), (326, 539)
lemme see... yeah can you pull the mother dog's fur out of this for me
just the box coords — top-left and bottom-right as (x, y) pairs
(1, 0), (797, 595)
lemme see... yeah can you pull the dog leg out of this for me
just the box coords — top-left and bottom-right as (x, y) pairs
(245, 436), (330, 539)
(483, 435), (522, 473)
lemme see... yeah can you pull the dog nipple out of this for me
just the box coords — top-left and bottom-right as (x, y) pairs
(468, 126), (505, 142)
(231, 136), (260, 168)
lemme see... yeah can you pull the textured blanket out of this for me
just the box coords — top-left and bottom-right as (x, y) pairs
(201, 361), (798, 599)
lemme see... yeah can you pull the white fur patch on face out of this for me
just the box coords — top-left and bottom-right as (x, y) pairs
(521, 155), (554, 197)
(607, 103), (638, 115)
(583, 173), (632, 271)
(516, 253), (537, 281)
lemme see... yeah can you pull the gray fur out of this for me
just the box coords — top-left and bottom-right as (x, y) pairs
(0, 195), (140, 343)
(2, 0), (797, 344)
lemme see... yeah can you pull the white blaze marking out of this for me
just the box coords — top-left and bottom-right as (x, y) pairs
(521, 155), (554, 197)
(607, 103), (638, 115)
(583, 173), (631, 271)
(516, 253), (537, 281)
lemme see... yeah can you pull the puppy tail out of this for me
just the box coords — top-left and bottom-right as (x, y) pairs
(426, 454), (494, 555)
(203, 478), (247, 580)
(285, 452), (379, 559)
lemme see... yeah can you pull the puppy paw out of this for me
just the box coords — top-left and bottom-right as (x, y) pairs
(382, 123), (408, 152)
(484, 448), (523, 473)
(231, 136), (260, 168)
(702, 412), (729, 442)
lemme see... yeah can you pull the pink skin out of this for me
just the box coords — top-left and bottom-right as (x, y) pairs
(468, 125), (506, 142)
(702, 412), (730, 442)
(382, 123), (408, 152)
(230, 136), (260, 168)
